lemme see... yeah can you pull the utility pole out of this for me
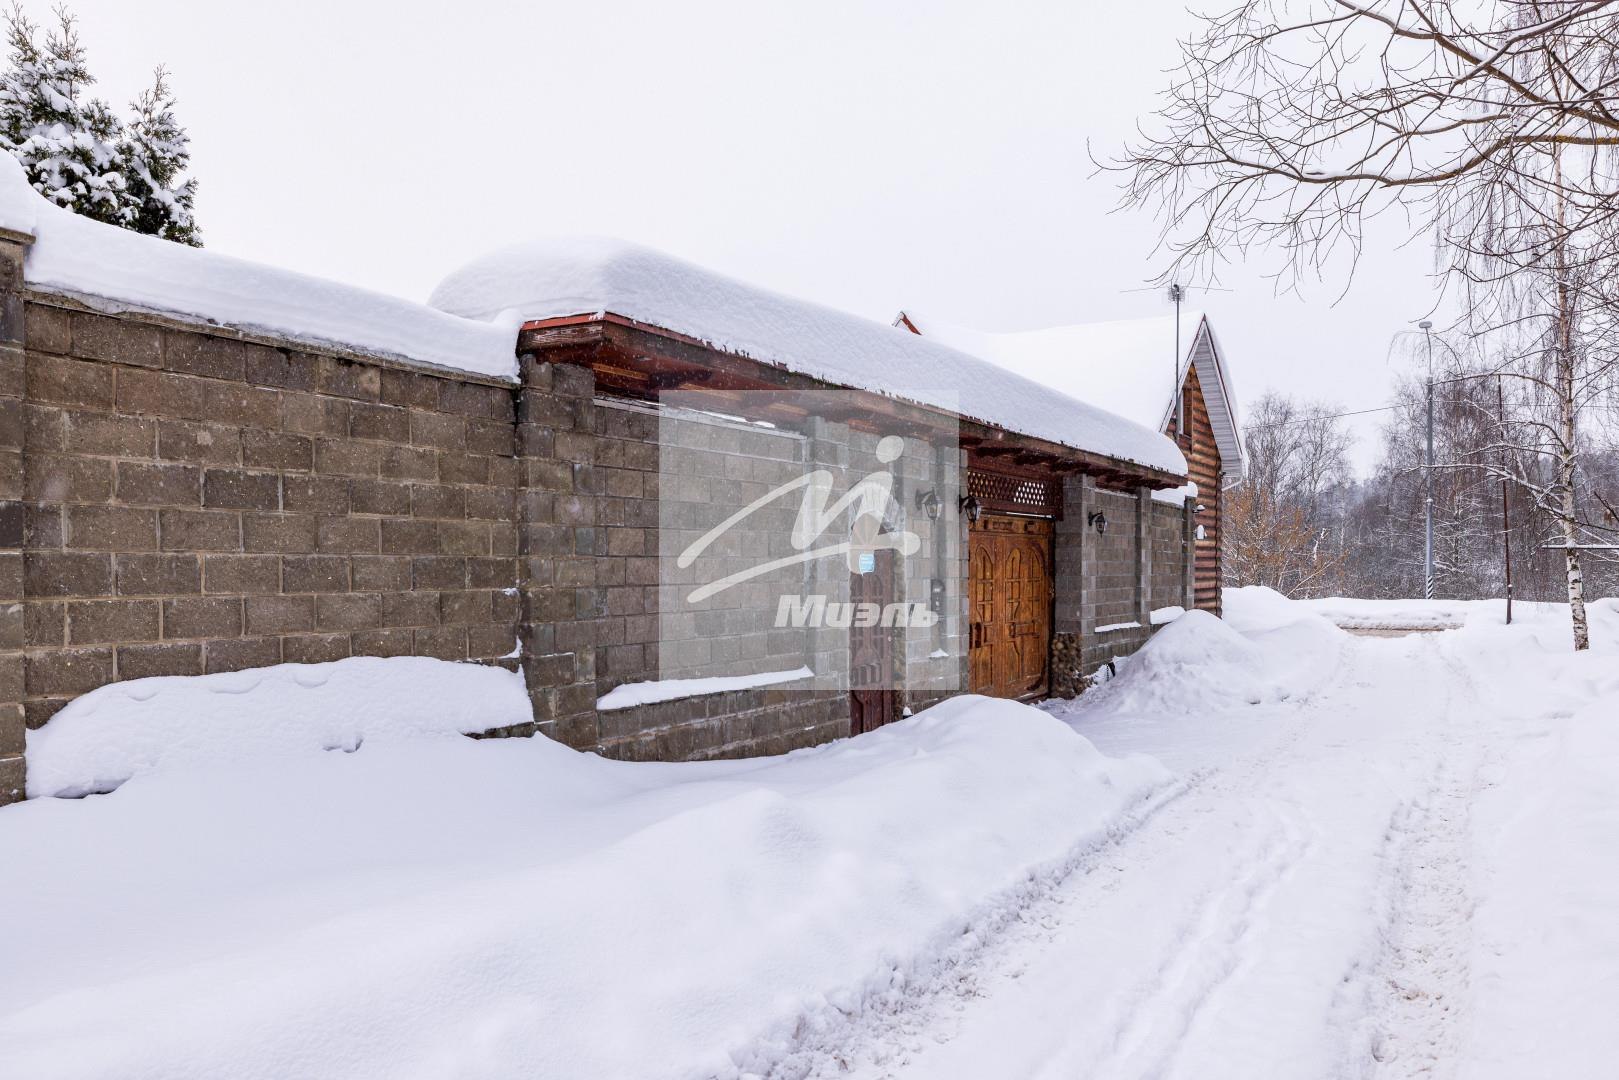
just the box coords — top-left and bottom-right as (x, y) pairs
(1420, 320), (1435, 600)
(1499, 374), (1513, 624)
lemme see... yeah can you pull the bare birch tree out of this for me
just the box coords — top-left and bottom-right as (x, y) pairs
(1118, 0), (1619, 647)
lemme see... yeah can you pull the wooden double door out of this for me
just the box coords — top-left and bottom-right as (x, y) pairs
(968, 514), (1054, 699)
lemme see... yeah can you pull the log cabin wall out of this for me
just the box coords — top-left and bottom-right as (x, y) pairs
(1165, 365), (1223, 615)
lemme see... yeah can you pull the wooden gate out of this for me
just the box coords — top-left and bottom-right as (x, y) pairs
(849, 547), (898, 735)
(968, 514), (1054, 699)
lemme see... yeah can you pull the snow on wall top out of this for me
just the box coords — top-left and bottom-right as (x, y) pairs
(0, 154), (518, 381)
(430, 237), (1188, 476)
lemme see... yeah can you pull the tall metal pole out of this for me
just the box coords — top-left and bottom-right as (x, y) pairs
(1170, 283), (1186, 437)
(1499, 374), (1513, 624)
(1420, 321), (1435, 599)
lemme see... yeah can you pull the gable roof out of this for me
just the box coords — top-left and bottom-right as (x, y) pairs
(895, 309), (1245, 477)
(430, 237), (1188, 478)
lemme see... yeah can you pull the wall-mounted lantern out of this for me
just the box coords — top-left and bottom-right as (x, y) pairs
(1088, 510), (1108, 534)
(915, 488), (943, 521)
(958, 494), (983, 523)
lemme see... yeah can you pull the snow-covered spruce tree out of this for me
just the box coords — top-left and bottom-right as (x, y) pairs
(0, 3), (125, 224)
(119, 67), (198, 245)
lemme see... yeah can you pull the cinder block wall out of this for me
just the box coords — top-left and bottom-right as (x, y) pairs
(0, 231), (28, 803)
(15, 294), (522, 767)
(0, 268), (1199, 800)
(589, 400), (850, 761)
(1149, 501), (1190, 613)
(1089, 488), (1140, 625)
(1052, 478), (1193, 684)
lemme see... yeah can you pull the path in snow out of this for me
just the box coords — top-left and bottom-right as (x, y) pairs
(808, 631), (1496, 1080)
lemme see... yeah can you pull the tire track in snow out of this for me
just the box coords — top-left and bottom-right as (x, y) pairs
(730, 775), (1194, 1080)
(753, 633), (1365, 1080)
(1359, 640), (1480, 1079)
(1319, 635), (1478, 1080)
(1072, 802), (1311, 1080)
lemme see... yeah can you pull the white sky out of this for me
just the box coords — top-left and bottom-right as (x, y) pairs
(68, 0), (1443, 473)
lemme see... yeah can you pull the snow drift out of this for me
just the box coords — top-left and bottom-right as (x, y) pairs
(1091, 606), (1345, 714)
(0, 694), (1169, 1080)
(24, 656), (532, 798)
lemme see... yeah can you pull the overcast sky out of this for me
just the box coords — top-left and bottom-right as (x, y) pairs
(68, 0), (1444, 473)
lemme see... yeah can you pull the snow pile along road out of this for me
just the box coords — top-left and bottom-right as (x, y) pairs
(1095, 605), (1347, 713)
(0, 693), (1169, 1080)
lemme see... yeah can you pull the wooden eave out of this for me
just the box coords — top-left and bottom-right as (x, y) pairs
(518, 313), (1185, 490)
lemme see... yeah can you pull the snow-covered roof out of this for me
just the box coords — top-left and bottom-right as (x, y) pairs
(0, 155), (518, 381)
(897, 309), (1245, 477)
(430, 238), (1187, 477)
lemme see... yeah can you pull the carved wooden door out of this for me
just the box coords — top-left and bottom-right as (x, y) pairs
(968, 515), (1054, 699)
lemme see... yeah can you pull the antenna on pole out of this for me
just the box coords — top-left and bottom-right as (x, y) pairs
(1168, 283), (1186, 436)
(1119, 282), (1231, 442)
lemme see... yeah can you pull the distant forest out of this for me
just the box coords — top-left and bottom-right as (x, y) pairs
(1225, 383), (1619, 603)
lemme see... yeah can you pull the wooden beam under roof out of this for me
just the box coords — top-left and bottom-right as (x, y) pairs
(519, 313), (1187, 490)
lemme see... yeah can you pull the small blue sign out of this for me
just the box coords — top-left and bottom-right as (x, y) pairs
(857, 551), (876, 574)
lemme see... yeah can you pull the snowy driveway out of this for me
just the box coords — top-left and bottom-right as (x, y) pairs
(3, 593), (1615, 1080)
(828, 605), (1619, 1080)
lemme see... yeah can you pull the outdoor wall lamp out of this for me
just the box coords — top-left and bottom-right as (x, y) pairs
(1088, 511), (1108, 534)
(958, 494), (983, 523)
(915, 488), (943, 521)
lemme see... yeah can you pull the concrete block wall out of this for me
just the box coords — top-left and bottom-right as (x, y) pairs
(894, 440), (966, 715)
(0, 291), (522, 802)
(0, 267), (1201, 800)
(514, 355), (600, 751)
(646, 403), (809, 686)
(1149, 500), (1191, 613)
(0, 230), (28, 803)
(1053, 476), (1193, 687)
(566, 400), (852, 761)
(1089, 488), (1141, 627)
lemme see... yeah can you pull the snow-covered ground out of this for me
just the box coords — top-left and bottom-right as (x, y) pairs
(0, 691), (1169, 1080)
(826, 589), (1619, 1080)
(2, 588), (1617, 1079)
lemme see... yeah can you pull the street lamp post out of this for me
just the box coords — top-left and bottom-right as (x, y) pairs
(1420, 320), (1435, 600)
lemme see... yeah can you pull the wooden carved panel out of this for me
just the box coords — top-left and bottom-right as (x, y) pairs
(967, 514), (1054, 700)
